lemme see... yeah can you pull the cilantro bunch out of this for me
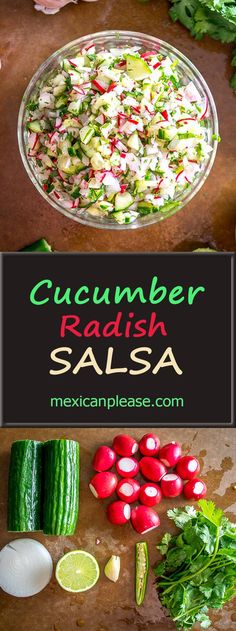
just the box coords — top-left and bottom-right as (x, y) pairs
(154, 500), (236, 629)
(169, 0), (236, 90)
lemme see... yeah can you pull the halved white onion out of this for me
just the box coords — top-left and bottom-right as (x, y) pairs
(0, 539), (53, 597)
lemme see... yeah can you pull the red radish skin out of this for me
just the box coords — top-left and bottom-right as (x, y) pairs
(139, 433), (160, 456)
(184, 479), (207, 500)
(176, 456), (200, 480)
(161, 473), (183, 498)
(92, 446), (116, 472)
(139, 483), (162, 507)
(116, 478), (140, 503)
(107, 501), (131, 525)
(131, 505), (160, 534)
(89, 472), (118, 499)
(116, 457), (139, 478)
(139, 457), (166, 482)
(159, 442), (182, 467)
(112, 434), (138, 457)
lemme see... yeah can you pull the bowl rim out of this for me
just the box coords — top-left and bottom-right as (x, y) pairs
(18, 29), (219, 231)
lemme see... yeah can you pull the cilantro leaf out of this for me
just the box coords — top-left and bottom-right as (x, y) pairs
(157, 532), (173, 555)
(167, 505), (197, 528)
(198, 499), (223, 527)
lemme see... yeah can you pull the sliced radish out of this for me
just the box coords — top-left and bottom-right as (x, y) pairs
(112, 434), (138, 457)
(116, 478), (140, 503)
(107, 501), (131, 525)
(184, 478), (207, 500)
(139, 433), (160, 456)
(116, 457), (139, 478)
(159, 442), (182, 467)
(176, 455), (200, 480)
(139, 457), (166, 482)
(92, 445), (116, 472)
(0, 539), (53, 597)
(161, 473), (183, 498)
(89, 472), (118, 498)
(131, 505), (160, 534)
(139, 483), (162, 507)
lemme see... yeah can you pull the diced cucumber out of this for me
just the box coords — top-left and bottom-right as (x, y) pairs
(57, 155), (84, 175)
(87, 205), (108, 217)
(111, 210), (138, 224)
(115, 192), (134, 211)
(127, 131), (140, 151)
(55, 95), (68, 109)
(53, 84), (66, 97)
(79, 125), (95, 145)
(62, 118), (80, 129)
(135, 180), (148, 193)
(126, 55), (151, 80)
(28, 120), (41, 133)
(137, 201), (154, 215)
(98, 201), (114, 212)
(68, 100), (82, 115)
(157, 128), (176, 141)
(159, 201), (180, 214)
(91, 152), (106, 170)
(81, 142), (95, 158)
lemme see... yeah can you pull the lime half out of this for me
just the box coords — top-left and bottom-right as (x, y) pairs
(56, 550), (100, 592)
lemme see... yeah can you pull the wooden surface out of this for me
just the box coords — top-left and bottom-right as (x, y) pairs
(0, 427), (236, 630)
(0, 0), (236, 252)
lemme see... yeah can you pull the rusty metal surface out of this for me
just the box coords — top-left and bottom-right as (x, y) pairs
(0, 0), (235, 252)
(0, 427), (235, 630)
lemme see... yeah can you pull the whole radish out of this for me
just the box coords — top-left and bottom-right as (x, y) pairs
(116, 478), (140, 503)
(116, 457), (139, 478)
(89, 472), (118, 499)
(139, 483), (162, 507)
(131, 505), (160, 534)
(139, 433), (160, 456)
(176, 455), (200, 480)
(113, 434), (138, 457)
(184, 479), (207, 500)
(93, 446), (116, 472)
(159, 442), (182, 467)
(161, 473), (183, 498)
(107, 501), (131, 525)
(139, 457), (166, 482)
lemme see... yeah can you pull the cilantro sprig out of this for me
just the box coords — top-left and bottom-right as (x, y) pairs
(154, 500), (236, 629)
(169, 0), (236, 91)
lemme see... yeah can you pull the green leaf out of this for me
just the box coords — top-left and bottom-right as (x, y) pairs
(195, 612), (212, 628)
(230, 72), (236, 91)
(198, 500), (223, 527)
(167, 506), (197, 528)
(157, 532), (173, 555)
(232, 49), (236, 66)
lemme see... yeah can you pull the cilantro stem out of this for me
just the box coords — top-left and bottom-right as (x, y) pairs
(162, 526), (221, 596)
(173, 602), (206, 622)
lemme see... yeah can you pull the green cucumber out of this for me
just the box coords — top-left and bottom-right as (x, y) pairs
(43, 439), (80, 535)
(135, 542), (149, 606)
(28, 120), (41, 133)
(8, 440), (43, 532)
(127, 131), (140, 151)
(115, 192), (133, 211)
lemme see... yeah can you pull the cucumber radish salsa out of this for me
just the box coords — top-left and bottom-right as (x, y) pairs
(25, 43), (215, 225)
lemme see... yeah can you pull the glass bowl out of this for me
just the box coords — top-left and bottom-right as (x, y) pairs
(18, 30), (218, 230)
